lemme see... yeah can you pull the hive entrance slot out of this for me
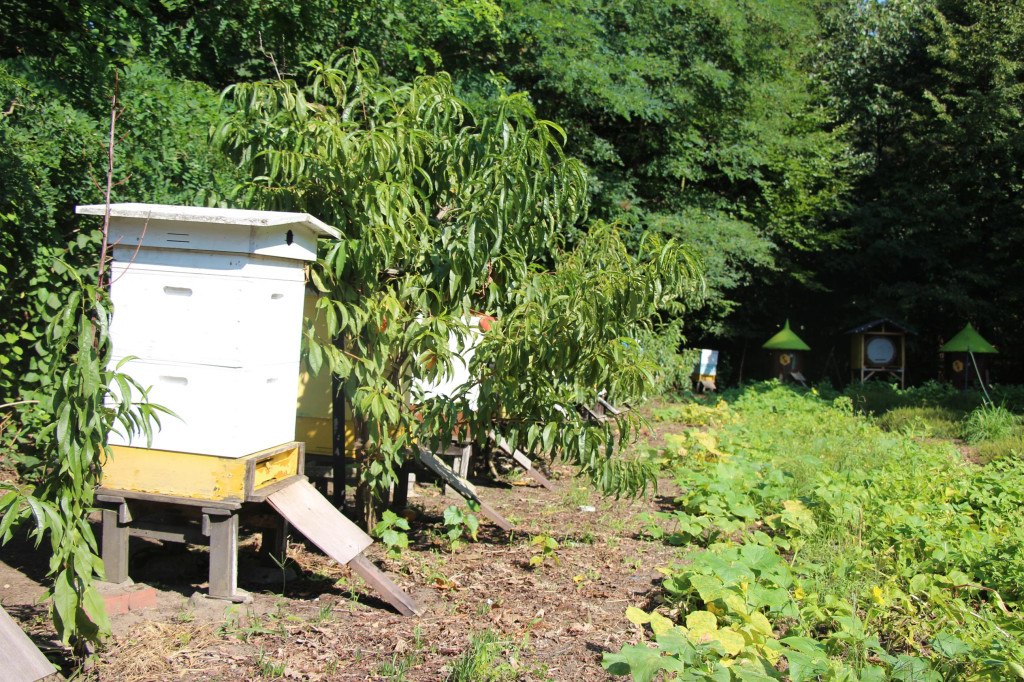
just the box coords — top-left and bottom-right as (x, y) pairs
(163, 286), (193, 296)
(165, 231), (190, 242)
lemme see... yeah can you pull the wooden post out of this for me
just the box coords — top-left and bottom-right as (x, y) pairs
(260, 518), (289, 559)
(266, 479), (421, 616)
(392, 460), (414, 509)
(477, 501), (514, 532)
(101, 506), (130, 584)
(331, 352), (346, 509)
(442, 442), (472, 496)
(417, 447), (514, 531)
(205, 509), (246, 602)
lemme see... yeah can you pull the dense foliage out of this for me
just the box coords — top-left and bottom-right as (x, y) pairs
(0, 270), (167, 650)
(500, 0), (855, 336)
(612, 385), (1024, 680)
(5, 0), (1024, 657)
(811, 0), (1024, 379)
(214, 50), (702, 520)
(6, 0), (1024, 386)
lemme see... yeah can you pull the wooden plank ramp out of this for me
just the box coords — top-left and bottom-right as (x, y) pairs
(0, 605), (58, 682)
(267, 480), (422, 616)
(417, 448), (514, 532)
(488, 431), (558, 492)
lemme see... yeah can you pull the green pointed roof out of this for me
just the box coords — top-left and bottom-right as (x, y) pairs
(940, 323), (998, 354)
(762, 319), (810, 351)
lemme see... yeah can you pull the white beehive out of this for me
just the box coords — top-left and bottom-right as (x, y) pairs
(411, 317), (490, 411)
(76, 203), (340, 458)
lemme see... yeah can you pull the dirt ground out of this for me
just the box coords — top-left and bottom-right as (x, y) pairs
(0, 416), (687, 681)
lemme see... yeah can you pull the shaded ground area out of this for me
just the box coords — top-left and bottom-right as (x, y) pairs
(0, 420), (686, 681)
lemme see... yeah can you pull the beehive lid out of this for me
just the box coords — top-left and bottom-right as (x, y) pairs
(76, 203), (340, 238)
(762, 319), (810, 351)
(939, 323), (998, 354)
(845, 318), (916, 336)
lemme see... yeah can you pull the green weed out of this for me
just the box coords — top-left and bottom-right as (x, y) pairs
(962, 404), (1020, 444)
(876, 405), (963, 438)
(372, 509), (411, 558)
(608, 385), (1024, 681)
(528, 534), (559, 568)
(314, 600), (334, 624)
(446, 629), (526, 682)
(256, 646), (286, 678)
(442, 504), (480, 552)
(971, 432), (1024, 463)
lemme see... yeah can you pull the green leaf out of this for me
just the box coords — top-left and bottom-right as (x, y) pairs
(782, 649), (829, 682)
(601, 644), (684, 682)
(52, 569), (78, 645)
(81, 584), (111, 637)
(307, 340), (324, 376)
(625, 606), (651, 625)
(890, 655), (939, 682)
(685, 610), (717, 638)
(713, 628), (745, 656)
(464, 513), (479, 541)
(930, 631), (970, 659)
(443, 505), (461, 525)
(654, 627), (693, 658)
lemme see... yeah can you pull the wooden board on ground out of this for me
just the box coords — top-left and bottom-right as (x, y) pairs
(267, 479), (372, 566)
(0, 605), (57, 682)
(417, 447), (479, 501)
(348, 555), (423, 617)
(489, 431), (558, 492)
(417, 448), (514, 532)
(597, 396), (621, 416)
(267, 479), (421, 616)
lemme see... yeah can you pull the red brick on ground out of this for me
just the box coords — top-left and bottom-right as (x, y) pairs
(100, 584), (157, 616)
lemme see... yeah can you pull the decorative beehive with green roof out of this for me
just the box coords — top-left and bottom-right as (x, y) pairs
(763, 319), (810, 384)
(940, 323), (997, 389)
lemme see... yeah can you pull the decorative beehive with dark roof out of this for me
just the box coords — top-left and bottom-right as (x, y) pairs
(763, 319), (810, 384)
(847, 318), (914, 388)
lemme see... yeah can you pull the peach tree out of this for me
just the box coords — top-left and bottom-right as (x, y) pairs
(215, 50), (703, 523)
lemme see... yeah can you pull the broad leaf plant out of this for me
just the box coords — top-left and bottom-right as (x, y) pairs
(0, 263), (167, 651)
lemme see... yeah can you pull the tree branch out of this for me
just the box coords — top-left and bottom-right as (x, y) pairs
(97, 71), (119, 292)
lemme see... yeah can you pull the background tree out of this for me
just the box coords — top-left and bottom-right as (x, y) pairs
(816, 0), (1024, 382)
(496, 0), (856, 341)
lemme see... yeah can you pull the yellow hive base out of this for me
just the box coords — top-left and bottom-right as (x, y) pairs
(102, 442), (303, 502)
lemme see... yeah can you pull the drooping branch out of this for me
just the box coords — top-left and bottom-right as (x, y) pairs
(97, 70), (121, 292)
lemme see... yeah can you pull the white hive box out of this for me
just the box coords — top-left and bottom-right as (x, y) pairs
(77, 203), (340, 458)
(411, 317), (489, 411)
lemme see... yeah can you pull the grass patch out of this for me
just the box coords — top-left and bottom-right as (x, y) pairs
(971, 433), (1024, 463)
(446, 629), (529, 682)
(962, 404), (1021, 444)
(875, 405), (964, 438)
